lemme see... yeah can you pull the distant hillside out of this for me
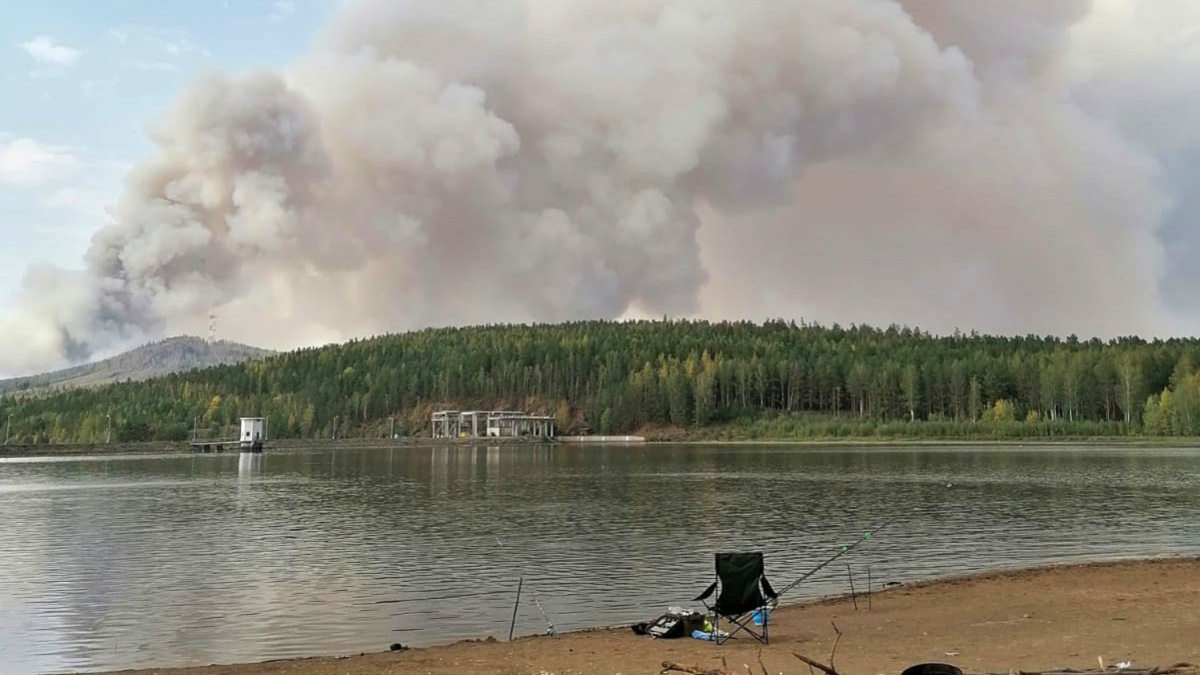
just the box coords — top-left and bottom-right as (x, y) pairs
(0, 336), (273, 394)
(3, 320), (1200, 446)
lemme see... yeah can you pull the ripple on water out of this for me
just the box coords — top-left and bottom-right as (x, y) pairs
(0, 444), (1198, 674)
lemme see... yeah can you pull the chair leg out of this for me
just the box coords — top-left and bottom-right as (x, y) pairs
(715, 613), (765, 645)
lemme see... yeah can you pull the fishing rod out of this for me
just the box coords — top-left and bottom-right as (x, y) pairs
(776, 511), (906, 598)
(495, 536), (558, 636)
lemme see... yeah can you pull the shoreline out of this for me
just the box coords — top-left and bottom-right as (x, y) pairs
(5, 436), (1200, 459)
(0, 436), (558, 459)
(646, 437), (1200, 447)
(66, 556), (1200, 675)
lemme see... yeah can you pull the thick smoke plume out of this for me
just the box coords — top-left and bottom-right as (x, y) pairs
(1, 0), (1194, 375)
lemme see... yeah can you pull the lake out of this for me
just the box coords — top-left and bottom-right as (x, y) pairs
(1, 443), (1198, 674)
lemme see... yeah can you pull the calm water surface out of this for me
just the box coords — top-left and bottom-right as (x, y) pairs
(1, 444), (1198, 674)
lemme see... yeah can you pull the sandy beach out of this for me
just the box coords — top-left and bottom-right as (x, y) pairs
(91, 558), (1200, 675)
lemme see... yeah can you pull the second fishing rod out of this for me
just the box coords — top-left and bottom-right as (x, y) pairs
(776, 511), (906, 599)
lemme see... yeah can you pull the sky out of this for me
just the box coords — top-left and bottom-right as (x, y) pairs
(0, 0), (335, 313)
(2, 0), (1200, 378)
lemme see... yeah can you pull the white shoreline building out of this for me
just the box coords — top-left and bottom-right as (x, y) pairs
(431, 411), (555, 439)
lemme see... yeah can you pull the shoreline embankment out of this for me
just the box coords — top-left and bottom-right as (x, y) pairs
(0, 436), (560, 458)
(5, 434), (1200, 459)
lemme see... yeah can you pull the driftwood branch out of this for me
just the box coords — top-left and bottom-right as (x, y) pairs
(792, 651), (843, 675)
(830, 621), (843, 672)
(791, 620), (845, 675)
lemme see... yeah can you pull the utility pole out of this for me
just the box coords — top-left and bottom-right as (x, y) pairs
(105, 414), (112, 445)
(390, 416), (395, 440)
(332, 415), (338, 440)
(5, 414), (10, 446)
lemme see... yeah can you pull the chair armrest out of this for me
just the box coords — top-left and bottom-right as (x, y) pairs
(761, 575), (779, 601)
(693, 582), (718, 602)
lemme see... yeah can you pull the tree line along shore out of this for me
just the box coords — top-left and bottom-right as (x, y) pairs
(3, 320), (1200, 444)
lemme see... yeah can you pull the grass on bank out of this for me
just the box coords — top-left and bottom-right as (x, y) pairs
(636, 410), (1180, 443)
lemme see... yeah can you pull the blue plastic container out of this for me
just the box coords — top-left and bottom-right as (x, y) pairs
(752, 608), (771, 625)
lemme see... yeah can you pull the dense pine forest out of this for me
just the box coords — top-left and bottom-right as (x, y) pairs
(3, 320), (1200, 444)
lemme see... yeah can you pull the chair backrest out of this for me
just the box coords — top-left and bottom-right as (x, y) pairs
(714, 552), (766, 615)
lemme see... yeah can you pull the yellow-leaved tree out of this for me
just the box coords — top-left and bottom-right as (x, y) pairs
(205, 395), (222, 423)
(992, 399), (1015, 422)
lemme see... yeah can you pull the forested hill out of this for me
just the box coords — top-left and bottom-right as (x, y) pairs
(0, 336), (272, 394)
(3, 320), (1200, 444)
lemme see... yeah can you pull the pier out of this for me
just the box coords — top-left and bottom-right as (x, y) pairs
(188, 438), (236, 453)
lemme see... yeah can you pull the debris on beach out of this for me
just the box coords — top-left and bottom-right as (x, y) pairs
(660, 626), (1194, 675)
(659, 660), (1198, 675)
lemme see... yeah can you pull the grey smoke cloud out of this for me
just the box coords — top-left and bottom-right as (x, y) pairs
(0, 0), (1194, 375)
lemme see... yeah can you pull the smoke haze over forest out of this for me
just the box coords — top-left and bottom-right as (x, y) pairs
(3, 0), (1200, 376)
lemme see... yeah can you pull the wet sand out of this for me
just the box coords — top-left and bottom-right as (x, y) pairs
(93, 558), (1200, 675)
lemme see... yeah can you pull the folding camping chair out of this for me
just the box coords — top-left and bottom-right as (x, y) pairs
(693, 552), (778, 644)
